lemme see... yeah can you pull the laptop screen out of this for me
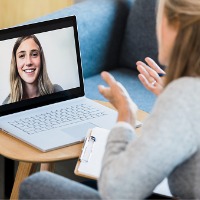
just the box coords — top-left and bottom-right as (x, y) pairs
(0, 16), (84, 116)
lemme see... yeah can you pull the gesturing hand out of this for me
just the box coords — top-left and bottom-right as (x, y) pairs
(136, 57), (165, 96)
(98, 71), (137, 127)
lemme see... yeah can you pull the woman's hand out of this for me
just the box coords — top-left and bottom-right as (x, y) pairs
(136, 57), (165, 96)
(98, 71), (137, 127)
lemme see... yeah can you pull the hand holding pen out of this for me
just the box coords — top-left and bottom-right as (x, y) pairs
(136, 57), (166, 96)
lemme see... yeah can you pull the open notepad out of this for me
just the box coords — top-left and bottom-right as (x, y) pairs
(74, 127), (172, 197)
(74, 120), (142, 179)
(75, 127), (109, 179)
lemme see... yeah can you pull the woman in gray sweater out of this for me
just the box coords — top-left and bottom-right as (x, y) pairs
(19, 0), (200, 199)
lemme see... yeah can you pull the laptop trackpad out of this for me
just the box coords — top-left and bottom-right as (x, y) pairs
(62, 123), (97, 140)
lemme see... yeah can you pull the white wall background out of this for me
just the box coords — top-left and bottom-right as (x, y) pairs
(0, 27), (80, 104)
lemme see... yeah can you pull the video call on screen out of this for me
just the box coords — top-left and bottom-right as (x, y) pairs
(0, 27), (80, 105)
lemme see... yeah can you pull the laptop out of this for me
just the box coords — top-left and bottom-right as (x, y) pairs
(0, 16), (140, 152)
(0, 16), (118, 152)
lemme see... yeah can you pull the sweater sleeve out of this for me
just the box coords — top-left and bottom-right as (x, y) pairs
(98, 80), (198, 200)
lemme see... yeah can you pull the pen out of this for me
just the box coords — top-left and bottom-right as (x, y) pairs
(158, 73), (166, 77)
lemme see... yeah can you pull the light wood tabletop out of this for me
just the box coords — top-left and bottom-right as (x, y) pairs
(0, 100), (148, 199)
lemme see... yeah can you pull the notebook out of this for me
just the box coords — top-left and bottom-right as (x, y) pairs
(75, 127), (172, 197)
(75, 127), (110, 179)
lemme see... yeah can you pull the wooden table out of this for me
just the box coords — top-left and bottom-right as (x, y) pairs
(0, 101), (148, 199)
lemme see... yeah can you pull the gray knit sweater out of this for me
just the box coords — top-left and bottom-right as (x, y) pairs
(98, 77), (200, 199)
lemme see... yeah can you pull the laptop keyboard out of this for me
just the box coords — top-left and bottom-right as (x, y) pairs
(8, 104), (107, 135)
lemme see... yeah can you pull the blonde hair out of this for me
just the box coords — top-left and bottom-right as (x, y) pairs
(9, 35), (54, 103)
(158, 0), (200, 86)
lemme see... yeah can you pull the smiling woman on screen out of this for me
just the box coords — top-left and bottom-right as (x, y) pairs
(3, 35), (63, 104)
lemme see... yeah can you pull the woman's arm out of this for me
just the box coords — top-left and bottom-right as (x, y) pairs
(98, 77), (197, 199)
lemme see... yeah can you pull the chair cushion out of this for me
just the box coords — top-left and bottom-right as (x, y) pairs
(119, 0), (159, 70)
(84, 68), (156, 113)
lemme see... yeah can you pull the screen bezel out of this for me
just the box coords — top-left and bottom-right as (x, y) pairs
(0, 16), (84, 116)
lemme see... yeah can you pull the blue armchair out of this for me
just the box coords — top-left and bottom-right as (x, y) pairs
(30, 0), (158, 113)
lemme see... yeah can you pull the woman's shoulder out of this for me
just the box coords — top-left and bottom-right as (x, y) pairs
(2, 94), (10, 105)
(163, 77), (200, 97)
(156, 77), (200, 112)
(53, 84), (64, 93)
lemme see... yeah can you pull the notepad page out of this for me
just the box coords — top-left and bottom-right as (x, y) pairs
(78, 127), (110, 179)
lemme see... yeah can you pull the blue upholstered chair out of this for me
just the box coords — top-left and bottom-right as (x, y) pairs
(29, 0), (158, 113)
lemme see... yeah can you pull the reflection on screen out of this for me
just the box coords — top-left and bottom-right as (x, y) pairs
(0, 27), (80, 105)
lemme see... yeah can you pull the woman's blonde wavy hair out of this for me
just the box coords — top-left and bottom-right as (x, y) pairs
(9, 35), (54, 103)
(158, 0), (200, 87)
